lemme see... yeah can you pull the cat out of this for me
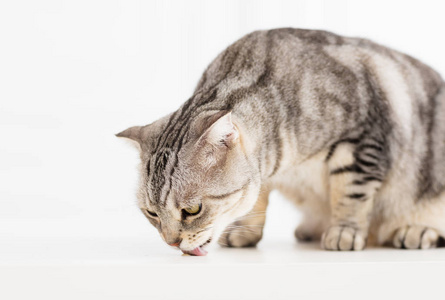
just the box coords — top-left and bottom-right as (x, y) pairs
(117, 28), (445, 255)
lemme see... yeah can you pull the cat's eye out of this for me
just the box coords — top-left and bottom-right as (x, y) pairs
(183, 204), (202, 216)
(146, 209), (158, 217)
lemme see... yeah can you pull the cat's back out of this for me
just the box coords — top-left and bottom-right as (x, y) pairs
(197, 27), (442, 95)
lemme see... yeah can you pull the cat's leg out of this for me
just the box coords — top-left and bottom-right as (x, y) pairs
(218, 187), (270, 248)
(322, 140), (387, 251)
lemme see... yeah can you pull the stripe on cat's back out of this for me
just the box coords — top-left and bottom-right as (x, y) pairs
(265, 32), (284, 176)
(256, 30), (275, 87)
(417, 82), (443, 199)
(405, 56), (444, 199)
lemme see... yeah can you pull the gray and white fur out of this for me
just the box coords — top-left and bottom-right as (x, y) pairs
(117, 28), (445, 253)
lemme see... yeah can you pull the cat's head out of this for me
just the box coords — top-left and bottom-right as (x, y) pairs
(117, 111), (260, 255)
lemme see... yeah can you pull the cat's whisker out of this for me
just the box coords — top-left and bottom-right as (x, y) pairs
(225, 231), (256, 239)
(240, 210), (267, 216)
(234, 214), (266, 222)
(233, 213), (266, 220)
(222, 229), (256, 235)
(217, 241), (229, 247)
(225, 224), (264, 229)
(243, 210), (267, 215)
(196, 226), (213, 234)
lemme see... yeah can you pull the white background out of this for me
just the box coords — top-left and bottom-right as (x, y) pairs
(1, 1), (445, 299)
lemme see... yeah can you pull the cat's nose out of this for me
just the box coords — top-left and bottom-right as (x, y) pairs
(168, 238), (182, 247)
(161, 230), (182, 246)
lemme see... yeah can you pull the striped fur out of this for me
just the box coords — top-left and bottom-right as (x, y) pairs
(118, 28), (445, 252)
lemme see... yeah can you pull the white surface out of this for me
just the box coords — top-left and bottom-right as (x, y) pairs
(2, 0), (445, 299)
(2, 237), (445, 299)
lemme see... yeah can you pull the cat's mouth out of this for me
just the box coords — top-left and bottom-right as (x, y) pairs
(181, 238), (212, 256)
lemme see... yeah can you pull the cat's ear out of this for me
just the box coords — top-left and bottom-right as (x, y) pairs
(116, 113), (173, 151)
(116, 126), (145, 150)
(199, 111), (239, 148)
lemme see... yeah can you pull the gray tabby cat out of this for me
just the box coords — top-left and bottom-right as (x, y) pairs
(117, 28), (445, 255)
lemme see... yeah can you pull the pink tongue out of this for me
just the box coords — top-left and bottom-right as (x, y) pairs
(183, 246), (208, 256)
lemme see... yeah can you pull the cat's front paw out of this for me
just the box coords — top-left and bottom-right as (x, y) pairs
(218, 225), (263, 248)
(393, 226), (440, 249)
(321, 226), (367, 251)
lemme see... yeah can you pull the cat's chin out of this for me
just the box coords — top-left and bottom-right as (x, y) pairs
(181, 237), (212, 256)
(181, 246), (208, 256)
